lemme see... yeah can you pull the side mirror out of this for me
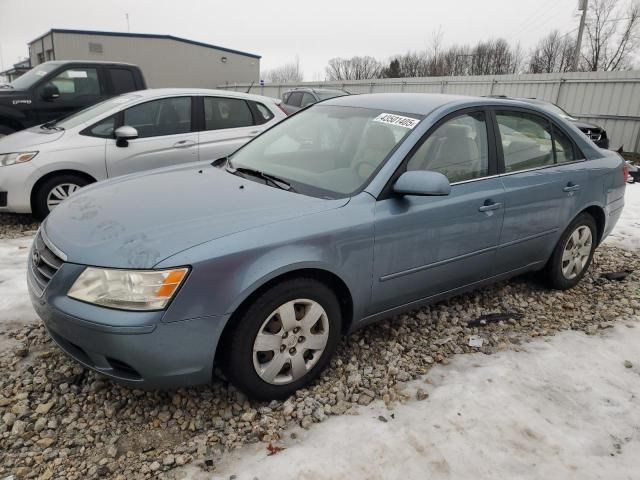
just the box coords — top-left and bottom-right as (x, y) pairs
(114, 126), (138, 147)
(41, 83), (60, 101)
(393, 170), (451, 196)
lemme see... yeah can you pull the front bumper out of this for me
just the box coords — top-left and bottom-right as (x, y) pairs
(0, 161), (37, 213)
(28, 252), (228, 389)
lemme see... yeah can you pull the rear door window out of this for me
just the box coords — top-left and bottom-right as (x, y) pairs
(204, 97), (254, 130)
(108, 68), (137, 94)
(300, 93), (316, 108)
(287, 91), (303, 107)
(496, 112), (554, 172)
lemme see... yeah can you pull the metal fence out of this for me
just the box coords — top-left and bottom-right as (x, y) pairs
(218, 71), (640, 153)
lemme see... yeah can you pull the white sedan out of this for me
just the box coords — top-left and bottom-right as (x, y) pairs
(0, 88), (286, 219)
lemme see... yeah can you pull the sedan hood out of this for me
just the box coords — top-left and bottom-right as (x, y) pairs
(0, 126), (65, 151)
(44, 164), (348, 268)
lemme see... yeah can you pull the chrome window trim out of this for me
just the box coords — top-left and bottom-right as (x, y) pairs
(498, 158), (587, 178)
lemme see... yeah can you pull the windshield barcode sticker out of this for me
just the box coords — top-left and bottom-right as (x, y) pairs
(373, 113), (419, 129)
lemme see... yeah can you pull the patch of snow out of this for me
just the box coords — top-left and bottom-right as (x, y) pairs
(605, 184), (640, 251)
(0, 237), (38, 352)
(177, 325), (640, 480)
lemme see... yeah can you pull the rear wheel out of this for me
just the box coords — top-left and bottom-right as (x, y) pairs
(221, 278), (342, 400)
(544, 213), (597, 290)
(32, 174), (92, 220)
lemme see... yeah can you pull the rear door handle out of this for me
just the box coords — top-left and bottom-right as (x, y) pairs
(173, 140), (196, 148)
(563, 182), (581, 192)
(478, 201), (502, 212)
(248, 130), (261, 136)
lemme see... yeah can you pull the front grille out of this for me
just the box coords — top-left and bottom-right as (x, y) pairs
(29, 230), (64, 296)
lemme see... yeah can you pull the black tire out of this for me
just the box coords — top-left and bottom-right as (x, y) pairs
(32, 173), (92, 220)
(543, 213), (597, 290)
(0, 124), (16, 138)
(221, 278), (342, 400)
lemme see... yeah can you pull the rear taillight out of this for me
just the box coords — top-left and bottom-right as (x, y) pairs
(623, 162), (630, 181)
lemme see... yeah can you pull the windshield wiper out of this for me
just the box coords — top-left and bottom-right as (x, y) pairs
(40, 120), (64, 131)
(227, 165), (293, 191)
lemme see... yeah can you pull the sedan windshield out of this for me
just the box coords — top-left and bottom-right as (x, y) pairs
(53, 94), (141, 130)
(9, 63), (58, 90)
(229, 105), (421, 198)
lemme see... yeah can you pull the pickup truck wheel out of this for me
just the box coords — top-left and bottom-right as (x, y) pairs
(544, 213), (597, 290)
(221, 278), (342, 400)
(33, 174), (91, 220)
(0, 125), (16, 138)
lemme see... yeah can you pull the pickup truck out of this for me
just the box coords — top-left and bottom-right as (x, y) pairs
(0, 61), (146, 137)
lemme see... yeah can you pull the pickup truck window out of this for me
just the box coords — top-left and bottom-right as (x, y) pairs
(51, 68), (101, 97)
(109, 69), (137, 94)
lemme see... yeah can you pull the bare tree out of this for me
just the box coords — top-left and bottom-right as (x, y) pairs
(325, 56), (382, 80)
(583, 0), (640, 71)
(263, 57), (303, 83)
(529, 30), (575, 73)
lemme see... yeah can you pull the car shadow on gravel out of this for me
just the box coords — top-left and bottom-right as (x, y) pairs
(0, 246), (638, 479)
(0, 213), (40, 239)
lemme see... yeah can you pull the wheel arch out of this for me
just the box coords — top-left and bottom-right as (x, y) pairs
(30, 169), (98, 212)
(580, 204), (606, 245)
(214, 267), (354, 363)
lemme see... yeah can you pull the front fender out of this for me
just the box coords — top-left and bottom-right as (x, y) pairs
(159, 193), (376, 324)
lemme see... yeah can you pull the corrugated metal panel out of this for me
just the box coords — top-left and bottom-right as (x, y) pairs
(223, 71), (640, 152)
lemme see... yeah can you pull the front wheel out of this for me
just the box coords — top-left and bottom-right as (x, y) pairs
(221, 278), (342, 400)
(32, 174), (91, 220)
(544, 213), (597, 290)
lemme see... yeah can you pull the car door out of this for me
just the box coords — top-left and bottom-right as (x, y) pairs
(493, 109), (588, 273)
(197, 96), (261, 162)
(32, 66), (106, 124)
(370, 109), (505, 314)
(105, 96), (198, 177)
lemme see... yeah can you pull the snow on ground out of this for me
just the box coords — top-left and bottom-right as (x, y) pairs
(180, 325), (640, 480)
(0, 237), (37, 353)
(605, 183), (640, 251)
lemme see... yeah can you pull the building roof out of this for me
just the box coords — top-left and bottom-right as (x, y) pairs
(30, 28), (261, 59)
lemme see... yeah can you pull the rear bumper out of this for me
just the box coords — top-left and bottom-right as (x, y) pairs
(28, 260), (229, 389)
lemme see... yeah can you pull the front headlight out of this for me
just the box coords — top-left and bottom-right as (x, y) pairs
(0, 151), (38, 167)
(67, 267), (189, 311)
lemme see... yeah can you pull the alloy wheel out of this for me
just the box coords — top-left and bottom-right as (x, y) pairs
(46, 183), (81, 210)
(252, 298), (329, 385)
(561, 225), (592, 280)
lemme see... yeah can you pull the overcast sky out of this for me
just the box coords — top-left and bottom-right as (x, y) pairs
(0, 0), (583, 80)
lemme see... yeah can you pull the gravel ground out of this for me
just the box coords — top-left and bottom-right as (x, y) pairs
(0, 241), (638, 479)
(0, 214), (40, 240)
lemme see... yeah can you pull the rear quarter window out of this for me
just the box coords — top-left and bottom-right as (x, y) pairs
(109, 68), (137, 94)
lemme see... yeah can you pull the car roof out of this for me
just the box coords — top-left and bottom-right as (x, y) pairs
(322, 93), (552, 116)
(40, 60), (139, 67)
(130, 88), (279, 103)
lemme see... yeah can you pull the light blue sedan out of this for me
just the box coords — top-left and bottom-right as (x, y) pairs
(29, 93), (626, 399)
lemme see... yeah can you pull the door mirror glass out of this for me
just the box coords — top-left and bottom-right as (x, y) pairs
(41, 82), (60, 100)
(114, 126), (138, 147)
(393, 170), (451, 196)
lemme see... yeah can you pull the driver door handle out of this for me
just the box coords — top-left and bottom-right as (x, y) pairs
(563, 182), (581, 192)
(478, 201), (502, 212)
(173, 140), (196, 148)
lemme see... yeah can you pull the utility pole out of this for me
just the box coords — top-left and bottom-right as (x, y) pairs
(572, 0), (588, 71)
(125, 13), (130, 33)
